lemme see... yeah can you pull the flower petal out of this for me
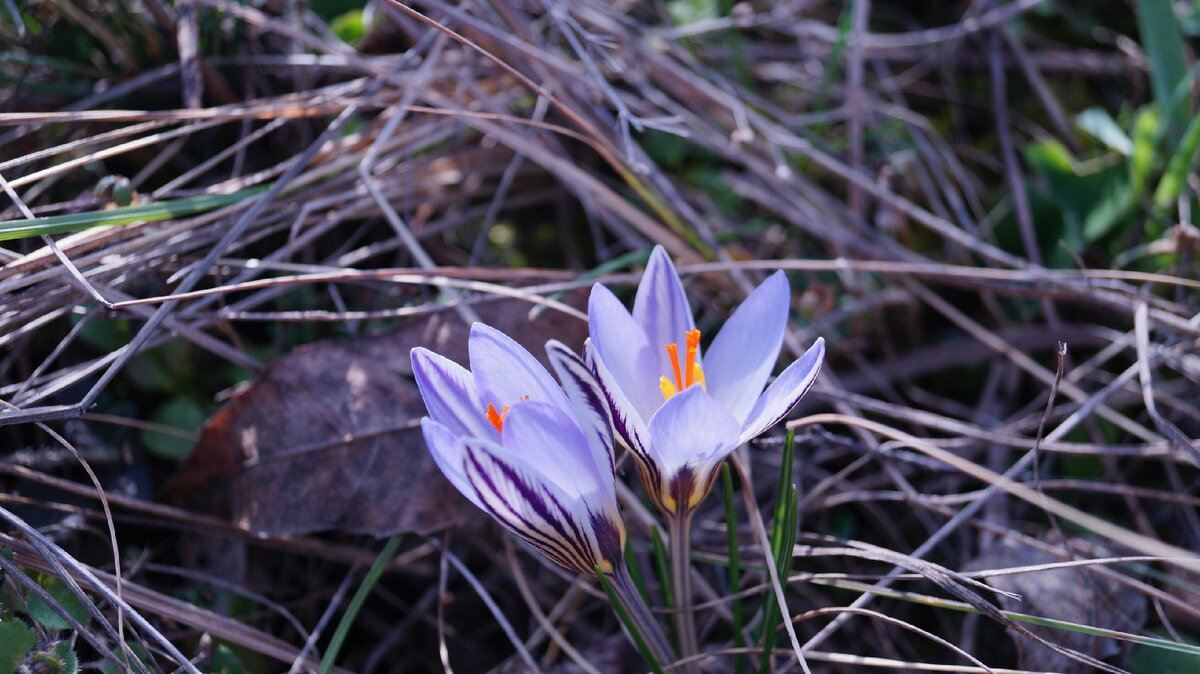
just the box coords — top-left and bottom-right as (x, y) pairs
(588, 283), (661, 422)
(463, 438), (613, 574)
(420, 417), (483, 509)
(632, 246), (695, 381)
(411, 347), (489, 438)
(703, 271), (791, 423)
(585, 339), (652, 466)
(500, 401), (608, 501)
(645, 386), (741, 514)
(738, 337), (825, 444)
(646, 385), (741, 479)
(469, 322), (571, 414)
(546, 340), (616, 484)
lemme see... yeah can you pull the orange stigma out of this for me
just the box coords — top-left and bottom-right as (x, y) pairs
(486, 403), (509, 432)
(486, 395), (529, 432)
(659, 329), (705, 400)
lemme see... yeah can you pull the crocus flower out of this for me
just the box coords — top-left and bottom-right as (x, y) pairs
(411, 323), (625, 575)
(587, 246), (825, 516)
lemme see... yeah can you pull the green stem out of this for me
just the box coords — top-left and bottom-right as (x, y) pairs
(668, 510), (700, 674)
(606, 565), (676, 670)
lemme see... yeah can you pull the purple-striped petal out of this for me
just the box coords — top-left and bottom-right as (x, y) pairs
(420, 417), (483, 508)
(411, 347), (490, 438)
(703, 271), (790, 424)
(587, 283), (661, 422)
(469, 322), (571, 415)
(632, 246), (695, 383)
(738, 338), (825, 444)
(500, 401), (608, 500)
(585, 339), (652, 466)
(463, 438), (619, 574)
(546, 340), (616, 484)
(647, 386), (741, 474)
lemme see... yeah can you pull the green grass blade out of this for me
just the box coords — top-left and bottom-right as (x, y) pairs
(596, 567), (667, 674)
(812, 577), (1200, 658)
(624, 537), (653, 607)
(1134, 0), (1189, 135)
(817, 3), (855, 99)
(318, 535), (402, 674)
(0, 188), (264, 242)
(722, 463), (745, 674)
(756, 430), (797, 673)
(1152, 108), (1200, 214)
(650, 526), (678, 650)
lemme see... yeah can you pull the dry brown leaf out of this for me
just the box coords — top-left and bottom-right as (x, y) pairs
(166, 297), (587, 537)
(968, 537), (1147, 673)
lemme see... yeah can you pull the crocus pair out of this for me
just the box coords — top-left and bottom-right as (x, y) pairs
(410, 247), (825, 576)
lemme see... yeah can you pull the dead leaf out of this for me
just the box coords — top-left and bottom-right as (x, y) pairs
(967, 537), (1147, 673)
(166, 297), (588, 537)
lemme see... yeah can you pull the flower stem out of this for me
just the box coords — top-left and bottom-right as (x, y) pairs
(608, 564), (676, 669)
(668, 510), (700, 673)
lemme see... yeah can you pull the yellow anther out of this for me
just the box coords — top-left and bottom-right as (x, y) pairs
(659, 330), (705, 400)
(659, 376), (678, 400)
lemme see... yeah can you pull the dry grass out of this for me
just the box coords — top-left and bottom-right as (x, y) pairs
(0, 0), (1197, 672)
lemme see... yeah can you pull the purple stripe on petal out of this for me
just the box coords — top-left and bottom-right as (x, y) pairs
(588, 283), (661, 421)
(632, 246), (695, 383)
(738, 337), (825, 445)
(703, 270), (790, 424)
(420, 417), (483, 509)
(646, 386), (741, 481)
(411, 347), (489, 438)
(546, 340), (616, 487)
(500, 402), (605, 501)
(585, 340), (653, 468)
(463, 440), (601, 574)
(469, 323), (571, 415)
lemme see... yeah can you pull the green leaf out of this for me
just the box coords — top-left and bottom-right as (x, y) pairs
(1152, 108), (1200, 214)
(330, 10), (366, 45)
(1131, 106), (1160, 195)
(0, 188), (263, 242)
(1076, 108), (1132, 155)
(1024, 139), (1133, 243)
(26, 577), (90, 631)
(1135, 0), (1190, 135)
(0, 620), (35, 672)
(141, 398), (208, 460)
(33, 642), (79, 674)
(207, 645), (251, 674)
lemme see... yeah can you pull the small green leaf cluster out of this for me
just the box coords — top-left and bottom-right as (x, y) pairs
(0, 570), (87, 674)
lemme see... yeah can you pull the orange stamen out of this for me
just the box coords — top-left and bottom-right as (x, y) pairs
(665, 343), (683, 391)
(486, 403), (510, 432)
(684, 329), (700, 387)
